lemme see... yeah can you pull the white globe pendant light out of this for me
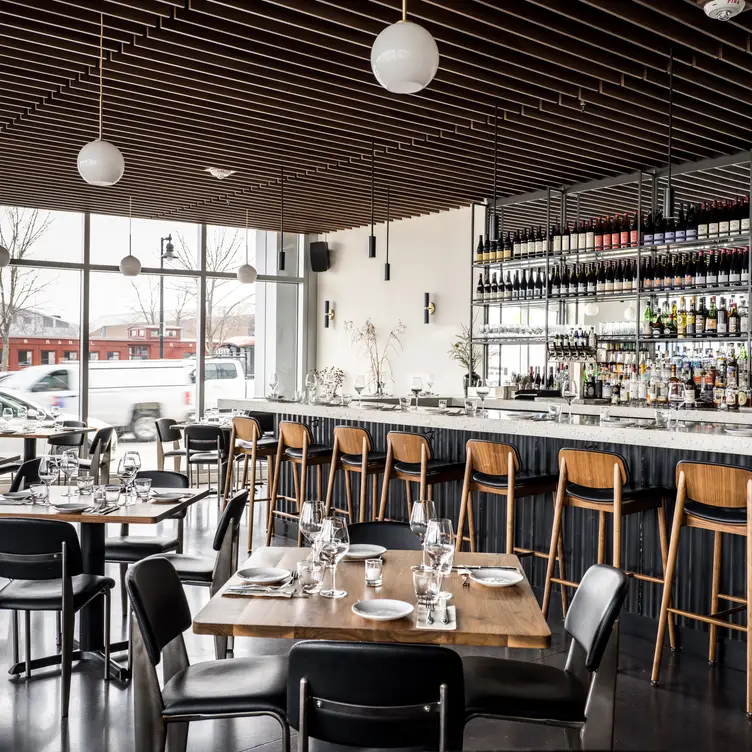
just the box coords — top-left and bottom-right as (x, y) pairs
(237, 209), (258, 284)
(120, 197), (141, 277)
(0, 245), (9, 268)
(78, 13), (124, 187)
(371, 0), (439, 94)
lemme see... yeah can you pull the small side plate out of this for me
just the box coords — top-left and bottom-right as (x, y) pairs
(51, 502), (91, 514)
(469, 568), (524, 588)
(352, 599), (414, 622)
(344, 544), (387, 561)
(236, 567), (290, 585)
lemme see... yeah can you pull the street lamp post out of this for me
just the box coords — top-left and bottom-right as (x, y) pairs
(159, 234), (175, 358)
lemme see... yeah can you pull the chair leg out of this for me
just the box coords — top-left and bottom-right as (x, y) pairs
(597, 511), (607, 564)
(11, 610), (19, 675)
(60, 606), (74, 718)
(371, 474), (378, 521)
(467, 494), (477, 553)
(557, 527), (568, 618)
(266, 447), (284, 546)
(103, 590), (111, 681)
(564, 727), (583, 751)
(316, 465), (323, 501)
(344, 470), (354, 522)
(656, 503), (677, 652)
(167, 722), (189, 752)
(542, 491), (565, 619)
(404, 480), (412, 518)
(247, 458), (258, 553)
(119, 563), (128, 620)
(279, 715), (291, 752)
(173, 455), (181, 473)
(24, 611), (31, 679)
(56, 610), (62, 650)
(709, 530), (723, 665)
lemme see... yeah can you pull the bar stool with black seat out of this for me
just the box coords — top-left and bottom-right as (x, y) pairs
(105, 469), (187, 619)
(222, 416), (277, 552)
(464, 564), (628, 751)
(184, 424), (229, 505)
(156, 418), (187, 473)
(156, 489), (248, 660)
(542, 448), (675, 650)
(288, 640), (465, 752)
(267, 421), (333, 546)
(651, 461), (752, 716)
(0, 518), (115, 718)
(324, 426), (387, 523)
(347, 521), (422, 550)
(126, 556), (289, 752)
(77, 425), (115, 484)
(377, 431), (464, 522)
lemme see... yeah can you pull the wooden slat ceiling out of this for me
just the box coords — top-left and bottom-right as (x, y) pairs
(2, 0), (752, 233)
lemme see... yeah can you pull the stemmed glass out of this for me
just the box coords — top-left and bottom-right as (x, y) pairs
(269, 371), (280, 399)
(424, 518), (456, 600)
(299, 500), (324, 549)
(410, 376), (423, 411)
(117, 455), (139, 504)
(305, 372), (317, 404)
(561, 381), (578, 422)
(2, 407), (12, 427)
(410, 499), (436, 566)
(17, 406), (27, 426)
(38, 455), (59, 503)
(353, 375), (366, 407)
(317, 517), (350, 598)
(425, 373), (435, 396)
(49, 405), (60, 422)
(475, 378), (490, 416)
(59, 450), (79, 497)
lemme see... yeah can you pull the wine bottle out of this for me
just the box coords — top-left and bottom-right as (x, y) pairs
(729, 298), (740, 335)
(665, 213), (676, 243)
(561, 265), (571, 297)
(677, 297), (687, 339)
(686, 297), (696, 336)
(490, 272), (499, 301)
(587, 263), (597, 295)
(577, 264), (587, 295)
(504, 271), (512, 301)
(476, 273), (484, 301)
(695, 251), (707, 287)
(586, 220), (595, 250)
(535, 268), (544, 299)
(707, 251), (719, 287)
(643, 257), (653, 291)
(594, 217), (604, 250)
(596, 262), (606, 294)
(578, 221), (588, 251)
(683, 253), (693, 288)
(605, 261), (615, 294)
(719, 200), (730, 236)
(686, 204), (698, 241)
(706, 296), (718, 336)
(696, 297), (706, 337)
(528, 268), (536, 299)
(697, 203), (709, 240)
(503, 232), (513, 261)
(603, 216), (612, 250)
(619, 214), (630, 248)
(717, 296), (728, 336)
(513, 230), (522, 258)
(552, 224), (562, 254)
(551, 267), (561, 297)
(613, 260), (623, 295)
(512, 270), (520, 300)
(630, 212), (639, 246)
(718, 250), (730, 286)
(644, 212), (654, 245)
(567, 265), (577, 296)
(743, 197), (750, 233)
(476, 235), (484, 264)
(535, 226), (544, 257)
(730, 198), (742, 235)
(742, 247), (750, 285)
(561, 223), (571, 253)
(610, 217), (621, 250)
(653, 211), (665, 245)
(485, 269), (492, 300)
(709, 201), (720, 238)
(675, 204), (686, 242)
(672, 255), (682, 289)
(663, 256), (672, 289)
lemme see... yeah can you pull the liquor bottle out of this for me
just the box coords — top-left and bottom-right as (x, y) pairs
(476, 273), (485, 301)
(686, 297), (696, 336)
(686, 204), (698, 241)
(642, 302), (653, 337)
(731, 198), (742, 235)
(740, 296), (749, 333)
(696, 297), (706, 336)
(684, 366), (697, 408)
(561, 223), (571, 253)
(476, 235), (484, 264)
(586, 220), (595, 250)
(653, 211), (665, 245)
(729, 298), (740, 335)
(677, 297), (687, 339)
(644, 211), (654, 245)
(513, 230), (522, 258)
(717, 296), (728, 335)
(675, 204), (686, 242)
(491, 272), (499, 302)
(706, 296), (718, 336)
(719, 200), (731, 236)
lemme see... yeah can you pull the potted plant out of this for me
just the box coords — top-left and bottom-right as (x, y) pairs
(448, 324), (481, 396)
(344, 319), (405, 396)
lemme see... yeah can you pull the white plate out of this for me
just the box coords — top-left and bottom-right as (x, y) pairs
(600, 418), (635, 427)
(352, 599), (414, 622)
(725, 427), (752, 437)
(344, 544), (387, 561)
(151, 490), (189, 499)
(236, 567), (290, 585)
(2, 490), (31, 500)
(52, 503), (91, 514)
(469, 568), (524, 588)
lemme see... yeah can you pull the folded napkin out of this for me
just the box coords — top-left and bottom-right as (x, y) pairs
(415, 603), (456, 631)
(222, 583), (297, 599)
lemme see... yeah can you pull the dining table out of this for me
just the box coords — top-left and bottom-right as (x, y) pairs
(0, 484), (210, 682)
(0, 425), (96, 462)
(193, 546), (551, 648)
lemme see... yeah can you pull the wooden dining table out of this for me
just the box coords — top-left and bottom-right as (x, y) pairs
(193, 546), (551, 648)
(0, 425), (96, 461)
(0, 485), (210, 681)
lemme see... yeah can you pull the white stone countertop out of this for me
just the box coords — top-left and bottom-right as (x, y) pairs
(219, 398), (752, 458)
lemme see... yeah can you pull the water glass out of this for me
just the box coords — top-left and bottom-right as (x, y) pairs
(399, 396), (411, 411)
(464, 398), (478, 416)
(340, 392), (353, 407)
(93, 486), (107, 509)
(599, 407), (611, 424)
(29, 484), (48, 505)
(105, 485), (122, 505)
(547, 404), (562, 421)
(412, 565), (442, 608)
(654, 408), (669, 428)
(134, 478), (152, 501)
(438, 399), (448, 411)
(297, 559), (325, 594)
(365, 558), (383, 587)
(76, 474), (95, 496)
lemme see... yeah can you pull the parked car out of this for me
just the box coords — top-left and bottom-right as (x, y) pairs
(0, 358), (248, 441)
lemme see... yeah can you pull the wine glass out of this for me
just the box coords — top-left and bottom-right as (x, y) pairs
(561, 381), (578, 422)
(304, 372), (317, 404)
(299, 500), (324, 546)
(410, 376), (423, 410)
(17, 406), (27, 426)
(475, 378), (490, 416)
(409, 499), (437, 565)
(425, 373), (435, 396)
(117, 455), (138, 504)
(49, 405), (60, 421)
(424, 518), (456, 599)
(2, 407), (12, 427)
(317, 517), (350, 598)
(124, 450), (142, 473)
(59, 450), (79, 497)
(38, 456), (59, 502)
(269, 371), (280, 399)
(353, 375), (366, 407)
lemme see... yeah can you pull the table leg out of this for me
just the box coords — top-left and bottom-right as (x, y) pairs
(79, 522), (105, 652)
(22, 438), (36, 463)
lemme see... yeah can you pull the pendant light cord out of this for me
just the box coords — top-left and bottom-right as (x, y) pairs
(245, 209), (249, 264)
(371, 139), (375, 235)
(98, 13), (104, 140)
(128, 196), (132, 255)
(666, 47), (674, 208)
(402, 0), (407, 21)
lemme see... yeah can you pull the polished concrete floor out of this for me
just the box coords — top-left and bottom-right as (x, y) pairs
(0, 497), (750, 752)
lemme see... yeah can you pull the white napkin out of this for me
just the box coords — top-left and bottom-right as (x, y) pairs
(415, 603), (456, 631)
(223, 583), (297, 598)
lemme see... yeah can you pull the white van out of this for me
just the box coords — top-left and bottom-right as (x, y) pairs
(1, 358), (247, 441)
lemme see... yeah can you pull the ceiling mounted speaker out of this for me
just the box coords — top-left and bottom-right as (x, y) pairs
(700, 0), (745, 21)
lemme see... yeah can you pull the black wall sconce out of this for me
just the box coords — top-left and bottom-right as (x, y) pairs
(324, 300), (335, 328)
(424, 293), (436, 324)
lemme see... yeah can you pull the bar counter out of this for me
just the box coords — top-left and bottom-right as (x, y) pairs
(220, 396), (750, 665)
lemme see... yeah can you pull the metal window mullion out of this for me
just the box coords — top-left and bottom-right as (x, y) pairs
(79, 212), (91, 426)
(197, 223), (208, 417)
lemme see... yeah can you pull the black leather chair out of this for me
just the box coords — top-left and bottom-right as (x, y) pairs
(156, 418), (187, 473)
(126, 556), (289, 752)
(78, 425), (115, 483)
(105, 470), (187, 618)
(0, 519), (115, 718)
(464, 563), (629, 751)
(9, 457), (41, 492)
(47, 419), (87, 452)
(153, 489), (248, 659)
(347, 521), (422, 551)
(288, 641), (465, 752)
(184, 424), (229, 504)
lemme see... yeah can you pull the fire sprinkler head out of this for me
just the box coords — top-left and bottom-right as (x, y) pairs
(204, 167), (237, 180)
(700, 0), (746, 21)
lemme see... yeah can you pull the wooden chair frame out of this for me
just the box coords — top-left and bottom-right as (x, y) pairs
(542, 449), (676, 651)
(651, 465), (752, 716)
(377, 432), (464, 521)
(222, 417), (277, 553)
(156, 423), (183, 473)
(456, 439), (567, 615)
(267, 422), (331, 547)
(324, 426), (385, 523)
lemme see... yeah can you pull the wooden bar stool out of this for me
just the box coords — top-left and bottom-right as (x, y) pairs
(456, 439), (567, 613)
(324, 426), (387, 523)
(223, 416), (278, 553)
(267, 421), (333, 546)
(651, 462), (752, 716)
(377, 431), (464, 521)
(542, 448), (676, 649)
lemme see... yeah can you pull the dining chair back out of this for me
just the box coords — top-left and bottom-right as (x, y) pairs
(135, 470), (189, 489)
(347, 521), (421, 551)
(387, 431), (432, 464)
(0, 518), (81, 579)
(675, 460), (752, 510)
(9, 457), (42, 492)
(184, 424), (226, 456)
(155, 418), (183, 445)
(278, 421), (313, 450)
(212, 489), (247, 555)
(85, 426), (115, 483)
(559, 448), (628, 489)
(48, 420), (87, 450)
(288, 640), (465, 752)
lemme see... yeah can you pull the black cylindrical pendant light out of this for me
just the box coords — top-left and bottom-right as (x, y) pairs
(279, 165), (286, 272)
(384, 185), (391, 281)
(369, 139), (376, 258)
(491, 105), (498, 241)
(663, 47), (675, 219)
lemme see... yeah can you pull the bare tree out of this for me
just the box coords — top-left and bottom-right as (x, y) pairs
(172, 227), (254, 355)
(130, 277), (191, 328)
(0, 207), (54, 371)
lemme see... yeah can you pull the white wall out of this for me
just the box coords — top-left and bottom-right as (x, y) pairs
(317, 206), (479, 397)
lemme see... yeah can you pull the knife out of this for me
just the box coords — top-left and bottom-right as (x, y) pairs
(99, 505), (120, 515)
(452, 565), (520, 572)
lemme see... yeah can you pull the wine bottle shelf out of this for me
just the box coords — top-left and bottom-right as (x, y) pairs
(475, 335), (749, 347)
(472, 233), (751, 271)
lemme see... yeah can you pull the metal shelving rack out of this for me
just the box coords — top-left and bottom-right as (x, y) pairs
(469, 154), (752, 387)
